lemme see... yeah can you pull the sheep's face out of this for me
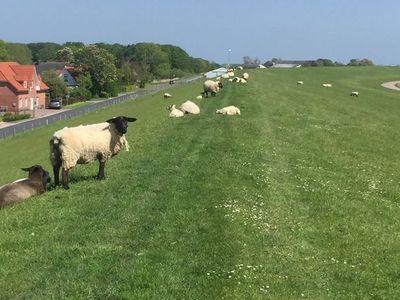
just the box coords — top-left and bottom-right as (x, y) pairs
(167, 105), (175, 111)
(218, 81), (223, 89)
(21, 165), (51, 187)
(106, 116), (137, 135)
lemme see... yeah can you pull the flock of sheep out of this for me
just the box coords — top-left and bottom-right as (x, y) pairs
(297, 80), (359, 96)
(0, 68), (249, 208)
(165, 69), (248, 118)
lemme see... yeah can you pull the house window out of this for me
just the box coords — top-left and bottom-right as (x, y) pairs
(19, 99), (23, 108)
(25, 98), (28, 107)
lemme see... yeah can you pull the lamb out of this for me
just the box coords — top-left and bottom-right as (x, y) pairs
(297, 81), (304, 85)
(350, 91), (359, 97)
(167, 104), (184, 118)
(196, 95), (203, 100)
(202, 80), (223, 97)
(180, 100), (200, 114)
(49, 116), (137, 189)
(0, 165), (51, 208)
(236, 66), (243, 70)
(215, 105), (241, 115)
(322, 83), (332, 87)
(164, 93), (172, 99)
(242, 73), (249, 80)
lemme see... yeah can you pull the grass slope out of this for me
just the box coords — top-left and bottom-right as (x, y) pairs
(0, 67), (399, 299)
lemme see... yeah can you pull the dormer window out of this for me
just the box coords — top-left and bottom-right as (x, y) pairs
(23, 81), (27, 88)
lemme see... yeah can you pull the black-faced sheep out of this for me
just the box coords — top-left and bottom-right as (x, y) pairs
(350, 91), (359, 97)
(164, 93), (172, 99)
(49, 116), (137, 189)
(0, 165), (51, 208)
(202, 80), (223, 98)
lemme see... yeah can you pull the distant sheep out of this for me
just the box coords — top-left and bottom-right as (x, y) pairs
(236, 66), (243, 70)
(49, 116), (137, 189)
(297, 81), (304, 85)
(167, 104), (184, 118)
(216, 105), (241, 115)
(350, 91), (359, 97)
(202, 80), (223, 97)
(180, 100), (200, 114)
(322, 83), (332, 87)
(242, 73), (249, 80)
(196, 95), (203, 100)
(0, 165), (50, 208)
(164, 93), (172, 99)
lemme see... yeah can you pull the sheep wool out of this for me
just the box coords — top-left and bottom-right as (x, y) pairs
(51, 123), (128, 171)
(216, 105), (241, 115)
(242, 73), (249, 80)
(180, 100), (200, 114)
(168, 105), (184, 118)
(203, 80), (220, 97)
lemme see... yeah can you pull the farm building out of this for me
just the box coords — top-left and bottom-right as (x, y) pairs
(205, 67), (228, 78)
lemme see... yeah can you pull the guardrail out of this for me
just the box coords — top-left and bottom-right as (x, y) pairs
(0, 75), (203, 140)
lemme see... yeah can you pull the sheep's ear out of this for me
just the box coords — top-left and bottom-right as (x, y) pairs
(21, 167), (30, 172)
(124, 117), (137, 123)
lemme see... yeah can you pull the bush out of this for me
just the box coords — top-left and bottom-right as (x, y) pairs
(2, 112), (30, 122)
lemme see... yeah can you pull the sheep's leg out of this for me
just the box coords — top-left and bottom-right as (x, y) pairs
(97, 160), (106, 180)
(53, 161), (61, 186)
(61, 168), (69, 189)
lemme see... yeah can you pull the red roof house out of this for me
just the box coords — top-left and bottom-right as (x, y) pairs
(0, 62), (49, 112)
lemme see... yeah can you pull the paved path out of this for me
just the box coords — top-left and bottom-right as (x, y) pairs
(381, 81), (400, 91)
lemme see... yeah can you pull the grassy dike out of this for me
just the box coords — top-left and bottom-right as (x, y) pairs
(0, 67), (399, 299)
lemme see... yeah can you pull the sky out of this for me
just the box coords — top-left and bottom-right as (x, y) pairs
(1, 0), (400, 65)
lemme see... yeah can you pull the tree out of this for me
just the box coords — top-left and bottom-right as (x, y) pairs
(0, 40), (10, 61)
(5, 43), (32, 64)
(56, 47), (74, 62)
(70, 74), (92, 100)
(27, 42), (62, 62)
(161, 45), (192, 72)
(133, 43), (170, 77)
(41, 71), (68, 100)
(243, 56), (253, 65)
(347, 58), (374, 66)
(73, 45), (117, 95)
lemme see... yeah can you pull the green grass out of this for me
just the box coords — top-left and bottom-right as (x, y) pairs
(63, 101), (92, 109)
(0, 67), (400, 299)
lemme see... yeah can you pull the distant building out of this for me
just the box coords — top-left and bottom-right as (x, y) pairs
(35, 62), (78, 88)
(205, 67), (228, 79)
(269, 60), (315, 68)
(0, 62), (49, 112)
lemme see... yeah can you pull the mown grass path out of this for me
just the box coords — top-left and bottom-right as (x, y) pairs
(0, 67), (399, 299)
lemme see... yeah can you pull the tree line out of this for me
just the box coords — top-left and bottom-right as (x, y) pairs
(0, 40), (219, 100)
(263, 57), (374, 67)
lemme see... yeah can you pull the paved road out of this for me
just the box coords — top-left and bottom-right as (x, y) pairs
(381, 81), (400, 91)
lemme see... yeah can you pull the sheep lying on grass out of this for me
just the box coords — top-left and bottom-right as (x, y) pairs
(242, 73), (249, 80)
(350, 91), (359, 97)
(202, 80), (223, 97)
(167, 105), (184, 118)
(322, 83), (332, 87)
(49, 116), (137, 189)
(0, 165), (50, 208)
(164, 93), (172, 99)
(180, 100), (200, 114)
(297, 81), (304, 85)
(216, 105), (241, 115)
(196, 95), (203, 100)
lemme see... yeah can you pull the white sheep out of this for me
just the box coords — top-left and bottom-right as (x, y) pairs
(196, 95), (203, 100)
(236, 66), (243, 70)
(221, 73), (230, 79)
(167, 104), (184, 118)
(202, 80), (223, 97)
(180, 100), (200, 114)
(227, 71), (235, 77)
(164, 93), (172, 99)
(322, 83), (332, 87)
(297, 81), (304, 85)
(0, 165), (51, 208)
(242, 73), (249, 80)
(350, 91), (359, 97)
(215, 105), (241, 115)
(49, 116), (137, 189)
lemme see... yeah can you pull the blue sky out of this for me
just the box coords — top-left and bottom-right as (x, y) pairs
(2, 0), (400, 65)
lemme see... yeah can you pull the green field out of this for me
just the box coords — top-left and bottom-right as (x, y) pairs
(0, 67), (399, 299)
